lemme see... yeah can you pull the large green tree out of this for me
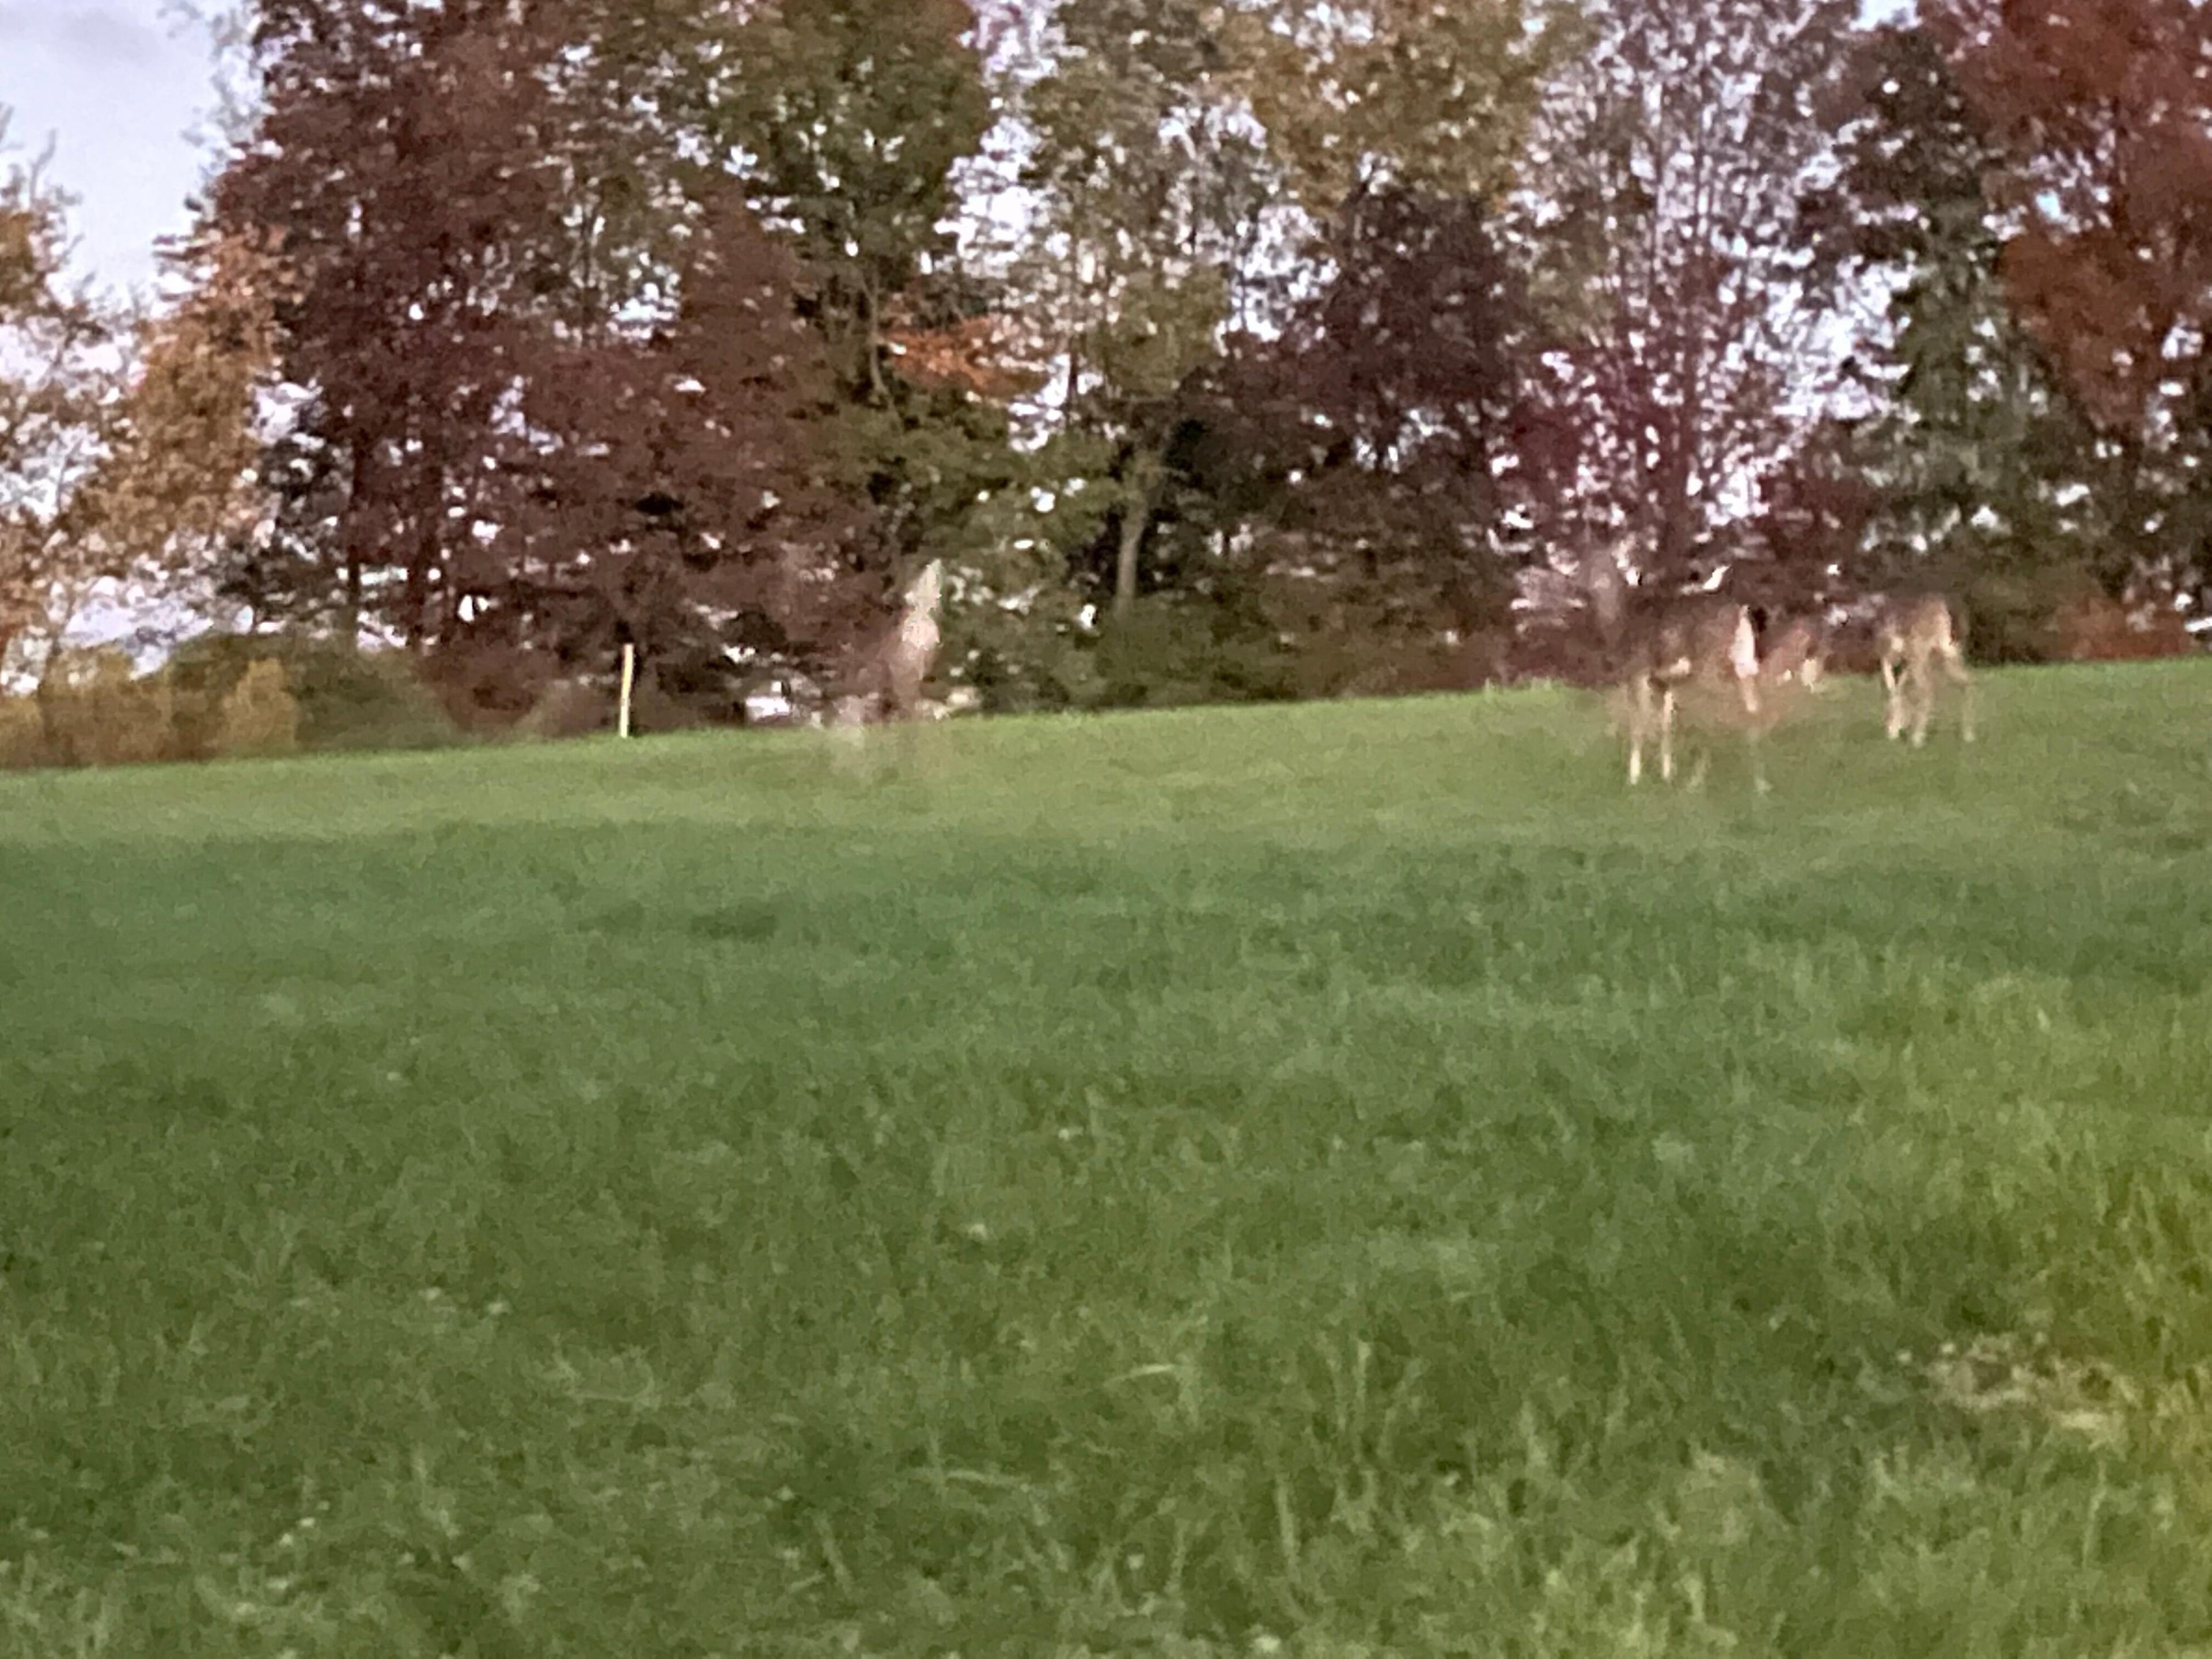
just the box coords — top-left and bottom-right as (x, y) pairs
(1210, 0), (1576, 634)
(1175, 186), (1546, 652)
(1806, 22), (2108, 651)
(704, 0), (1018, 700)
(711, 0), (993, 402)
(950, 0), (1579, 686)
(1230, 0), (1573, 217)
(998, 0), (1276, 619)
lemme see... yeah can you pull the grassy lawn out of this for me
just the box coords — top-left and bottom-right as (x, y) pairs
(3, 660), (2211, 1656)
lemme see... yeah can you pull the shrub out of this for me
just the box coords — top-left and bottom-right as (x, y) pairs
(0, 696), (44, 769)
(1953, 567), (2097, 664)
(294, 646), (461, 751)
(213, 658), (301, 758)
(2054, 591), (2196, 661)
(166, 632), (462, 754)
(36, 650), (176, 767)
(514, 677), (610, 740)
(421, 642), (558, 734)
(961, 633), (1102, 714)
(1090, 599), (1299, 709)
(629, 675), (710, 734)
(1294, 630), (1512, 700)
(161, 636), (255, 759)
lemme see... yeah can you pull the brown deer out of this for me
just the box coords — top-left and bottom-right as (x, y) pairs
(1758, 612), (1831, 695)
(1622, 596), (1768, 789)
(833, 559), (945, 727)
(1588, 544), (1766, 789)
(1874, 593), (1974, 747)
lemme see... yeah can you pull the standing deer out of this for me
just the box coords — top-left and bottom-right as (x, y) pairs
(1758, 612), (1830, 695)
(1874, 593), (1974, 746)
(834, 559), (945, 727)
(1620, 596), (1767, 789)
(1587, 543), (1766, 790)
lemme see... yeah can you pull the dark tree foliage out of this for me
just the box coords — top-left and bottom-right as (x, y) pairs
(211, 1), (568, 646)
(203, 0), (887, 715)
(1738, 418), (1877, 607)
(209, 407), (346, 631)
(704, 0), (1007, 662)
(1172, 185), (1543, 637)
(488, 187), (872, 699)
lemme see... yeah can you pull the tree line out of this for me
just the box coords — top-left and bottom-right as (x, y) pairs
(1, 0), (2205, 741)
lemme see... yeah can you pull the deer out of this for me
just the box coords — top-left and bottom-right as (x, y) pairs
(1874, 593), (1974, 747)
(832, 558), (945, 728)
(1586, 541), (1766, 791)
(1758, 611), (1831, 696)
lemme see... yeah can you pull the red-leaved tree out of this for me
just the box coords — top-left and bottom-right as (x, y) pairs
(202, 0), (888, 717)
(1927, 0), (2212, 601)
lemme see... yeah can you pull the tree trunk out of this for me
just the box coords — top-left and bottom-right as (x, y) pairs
(342, 555), (362, 649)
(342, 430), (374, 648)
(403, 550), (430, 653)
(1113, 491), (1149, 619)
(1654, 392), (1700, 582)
(404, 460), (443, 653)
(861, 274), (889, 404)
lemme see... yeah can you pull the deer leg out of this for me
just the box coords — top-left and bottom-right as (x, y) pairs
(1736, 667), (1762, 721)
(1908, 661), (1934, 748)
(888, 657), (926, 722)
(1659, 687), (1677, 783)
(1744, 710), (1769, 796)
(1883, 657), (1907, 741)
(1941, 645), (1976, 743)
(1686, 698), (1713, 790)
(1627, 676), (1650, 786)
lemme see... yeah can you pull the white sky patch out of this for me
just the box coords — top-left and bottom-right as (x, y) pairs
(0, 0), (219, 298)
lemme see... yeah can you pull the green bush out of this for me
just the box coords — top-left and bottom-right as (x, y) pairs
(1956, 569), (2073, 664)
(305, 648), (466, 752)
(956, 624), (1103, 714)
(1089, 598), (1299, 710)
(1287, 628), (1513, 700)
(165, 632), (462, 754)
(213, 657), (302, 759)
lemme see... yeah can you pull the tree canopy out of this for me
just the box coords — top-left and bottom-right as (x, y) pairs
(6, 0), (2203, 727)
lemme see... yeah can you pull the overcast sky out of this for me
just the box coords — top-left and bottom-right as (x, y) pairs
(0, 0), (219, 300)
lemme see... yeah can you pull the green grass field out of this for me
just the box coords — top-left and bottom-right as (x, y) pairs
(4, 661), (2211, 1657)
